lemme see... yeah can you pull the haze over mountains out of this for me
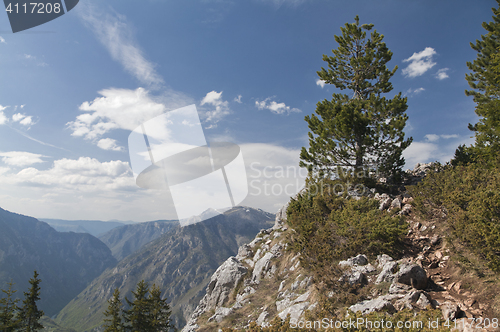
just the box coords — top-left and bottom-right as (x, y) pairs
(40, 219), (132, 237)
(55, 207), (274, 331)
(0, 207), (117, 316)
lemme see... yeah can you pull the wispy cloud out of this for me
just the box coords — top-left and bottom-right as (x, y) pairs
(257, 0), (307, 8)
(435, 68), (449, 80)
(23, 54), (48, 67)
(316, 79), (326, 88)
(0, 36), (6, 44)
(255, 97), (301, 115)
(200, 90), (231, 128)
(406, 87), (425, 96)
(0, 151), (46, 167)
(0, 105), (7, 125)
(234, 95), (242, 103)
(78, 2), (164, 88)
(402, 47), (437, 78)
(12, 113), (34, 127)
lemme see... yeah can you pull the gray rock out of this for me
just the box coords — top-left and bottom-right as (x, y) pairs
(278, 302), (310, 321)
(339, 254), (368, 267)
(208, 307), (233, 323)
(191, 256), (247, 320)
(379, 197), (392, 210)
(236, 244), (253, 260)
(394, 263), (427, 290)
(389, 282), (411, 294)
(340, 271), (367, 286)
(391, 198), (402, 209)
(375, 261), (398, 284)
(441, 302), (460, 321)
(257, 310), (269, 326)
(376, 254), (394, 268)
(353, 263), (376, 274)
(349, 297), (396, 315)
(252, 252), (274, 284)
(394, 290), (423, 310)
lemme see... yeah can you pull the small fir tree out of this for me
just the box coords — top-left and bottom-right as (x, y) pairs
(103, 288), (123, 332)
(148, 284), (174, 331)
(123, 280), (152, 332)
(0, 281), (21, 332)
(18, 271), (44, 332)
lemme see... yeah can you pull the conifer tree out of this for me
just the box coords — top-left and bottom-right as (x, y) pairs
(18, 271), (44, 332)
(461, 0), (500, 161)
(103, 288), (123, 332)
(148, 284), (174, 331)
(123, 280), (152, 332)
(0, 281), (20, 332)
(300, 16), (412, 184)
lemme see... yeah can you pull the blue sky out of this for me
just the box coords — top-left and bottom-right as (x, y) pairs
(0, 0), (495, 221)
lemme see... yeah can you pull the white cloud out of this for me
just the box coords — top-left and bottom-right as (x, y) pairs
(402, 47), (437, 78)
(403, 134), (474, 168)
(255, 97), (301, 115)
(406, 87), (425, 96)
(240, 143), (306, 213)
(424, 134), (440, 142)
(0, 151), (46, 167)
(68, 88), (167, 140)
(23, 54), (48, 67)
(19, 116), (33, 126)
(78, 3), (163, 87)
(200, 90), (231, 126)
(1, 157), (134, 191)
(316, 79), (326, 88)
(0, 108), (7, 125)
(234, 95), (242, 103)
(436, 68), (449, 80)
(441, 134), (459, 139)
(12, 113), (24, 122)
(0, 36), (5, 44)
(97, 138), (123, 151)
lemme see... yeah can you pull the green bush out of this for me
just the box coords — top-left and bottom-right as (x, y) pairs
(409, 161), (500, 272)
(286, 179), (407, 273)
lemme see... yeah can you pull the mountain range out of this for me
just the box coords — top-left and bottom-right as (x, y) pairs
(0, 207), (117, 316)
(55, 206), (274, 331)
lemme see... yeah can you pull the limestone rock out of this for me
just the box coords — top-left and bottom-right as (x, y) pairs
(252, 252), (274, 284)
(349, 297), (396, 315)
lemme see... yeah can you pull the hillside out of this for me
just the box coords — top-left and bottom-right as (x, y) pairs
(55, 206), (274, 331)
(0, 207), (117, 316)
(98, 219), (179, 260)
(182, 163), (500, 331)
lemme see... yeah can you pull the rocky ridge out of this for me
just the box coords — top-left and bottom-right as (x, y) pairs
(181, 163), (498, 331)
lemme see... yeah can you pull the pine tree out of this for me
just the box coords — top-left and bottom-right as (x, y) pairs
(300, 16), (412, 184)
(462, 0), (500, 161)
(18, 271), (44, 332)
(148, 284), (174, 331)
(0, 281), (20, 332)
(123, 280), (152, 332)
(103, 288), (123, 332)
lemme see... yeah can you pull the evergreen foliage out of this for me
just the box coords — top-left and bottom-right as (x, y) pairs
(286, 179), (407, 279)
(409, 158), (500, 272)
(0, 281), (20, 332)
(300, 16), (412, 184)
(103, 289), (123, 332)
(148, 285), (174, 331)
(18, 271), (44, 332)
(456, 0), (500, 163)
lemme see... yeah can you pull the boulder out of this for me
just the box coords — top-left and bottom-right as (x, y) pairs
(349, 297), (396, 315)
(339, 254), (368, 267)
(394, 263), (427, 290)
(375, 261), (398, 284)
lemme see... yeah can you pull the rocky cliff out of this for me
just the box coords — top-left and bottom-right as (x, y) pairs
(182, 163), (500, 331)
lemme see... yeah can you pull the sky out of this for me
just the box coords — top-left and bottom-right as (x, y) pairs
(0, 0), (495, 221)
